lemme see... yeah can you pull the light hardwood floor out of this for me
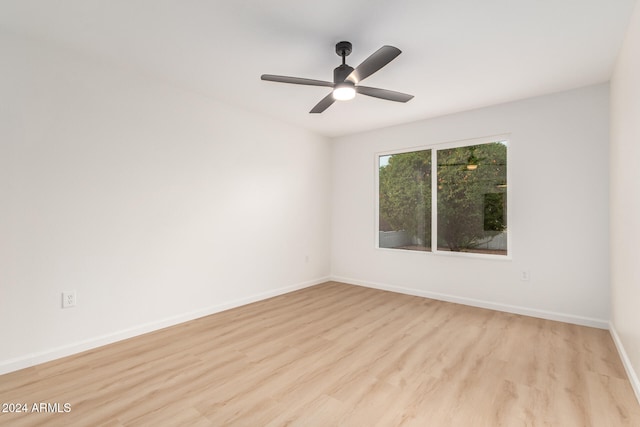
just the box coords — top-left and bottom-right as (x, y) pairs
(1, 281), (639, 426)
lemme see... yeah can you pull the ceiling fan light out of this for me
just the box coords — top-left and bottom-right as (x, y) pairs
(333, 83), (356, 101)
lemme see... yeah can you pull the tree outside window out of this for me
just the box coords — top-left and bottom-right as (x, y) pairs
(378, 140), (507, 256)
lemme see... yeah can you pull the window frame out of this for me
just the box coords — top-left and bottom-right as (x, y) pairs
(375, 134), (512, 260)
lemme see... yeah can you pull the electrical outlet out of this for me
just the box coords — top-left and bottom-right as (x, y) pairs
(520, 271), (530, 282)
(62, 291), (76, 308)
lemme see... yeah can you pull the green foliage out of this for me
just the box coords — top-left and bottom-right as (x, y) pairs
(379, 142), (507, 252)
(484, 193), (506, 232)
(437, 142), (507, 251)
(379, 151), (431, 247)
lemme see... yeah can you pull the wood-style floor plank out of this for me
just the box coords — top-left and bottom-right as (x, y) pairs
(1, 281), (639, 426)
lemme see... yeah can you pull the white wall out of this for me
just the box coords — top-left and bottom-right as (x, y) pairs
(331, 84), (610, 327)
(0, 31), (331, 373)
(610, 1), (640, 401)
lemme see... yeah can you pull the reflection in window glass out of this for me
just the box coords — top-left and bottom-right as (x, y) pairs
(378, 150), (432, 251)
(437, 142), (507, 255)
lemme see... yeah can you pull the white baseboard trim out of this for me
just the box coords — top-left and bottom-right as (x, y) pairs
(330, 276), (609, 329)
(609, 322), (640, 405)
(0, 276), (330, 376)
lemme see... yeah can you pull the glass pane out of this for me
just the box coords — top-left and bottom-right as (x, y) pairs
(437, 142), (507, 255)
(379, 150), (432, 251)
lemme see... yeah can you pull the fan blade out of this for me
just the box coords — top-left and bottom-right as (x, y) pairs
(310, 92), (335, 113)
(261, 74), (334, 87)
(346, 46), (401, 84)
(356, 86), (414, 102)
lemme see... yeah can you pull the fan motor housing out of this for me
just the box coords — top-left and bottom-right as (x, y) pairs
(334, 64), (354, 83)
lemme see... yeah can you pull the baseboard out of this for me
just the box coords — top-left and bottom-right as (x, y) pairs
(609, 322), (640, 405)
(0, 276), (330, 376)
(330, 275), (609, 329)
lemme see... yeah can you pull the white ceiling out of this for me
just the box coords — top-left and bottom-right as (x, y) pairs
(1, 0), (636, 137)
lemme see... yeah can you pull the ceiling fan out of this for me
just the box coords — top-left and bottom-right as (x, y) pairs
(261, 41), (414, 114)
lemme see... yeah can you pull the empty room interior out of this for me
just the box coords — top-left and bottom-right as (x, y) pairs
(2, 1), (640, 425)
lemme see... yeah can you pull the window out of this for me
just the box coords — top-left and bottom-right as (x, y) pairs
(378, 138), (508, 256)
(379, 151), (432, 251)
